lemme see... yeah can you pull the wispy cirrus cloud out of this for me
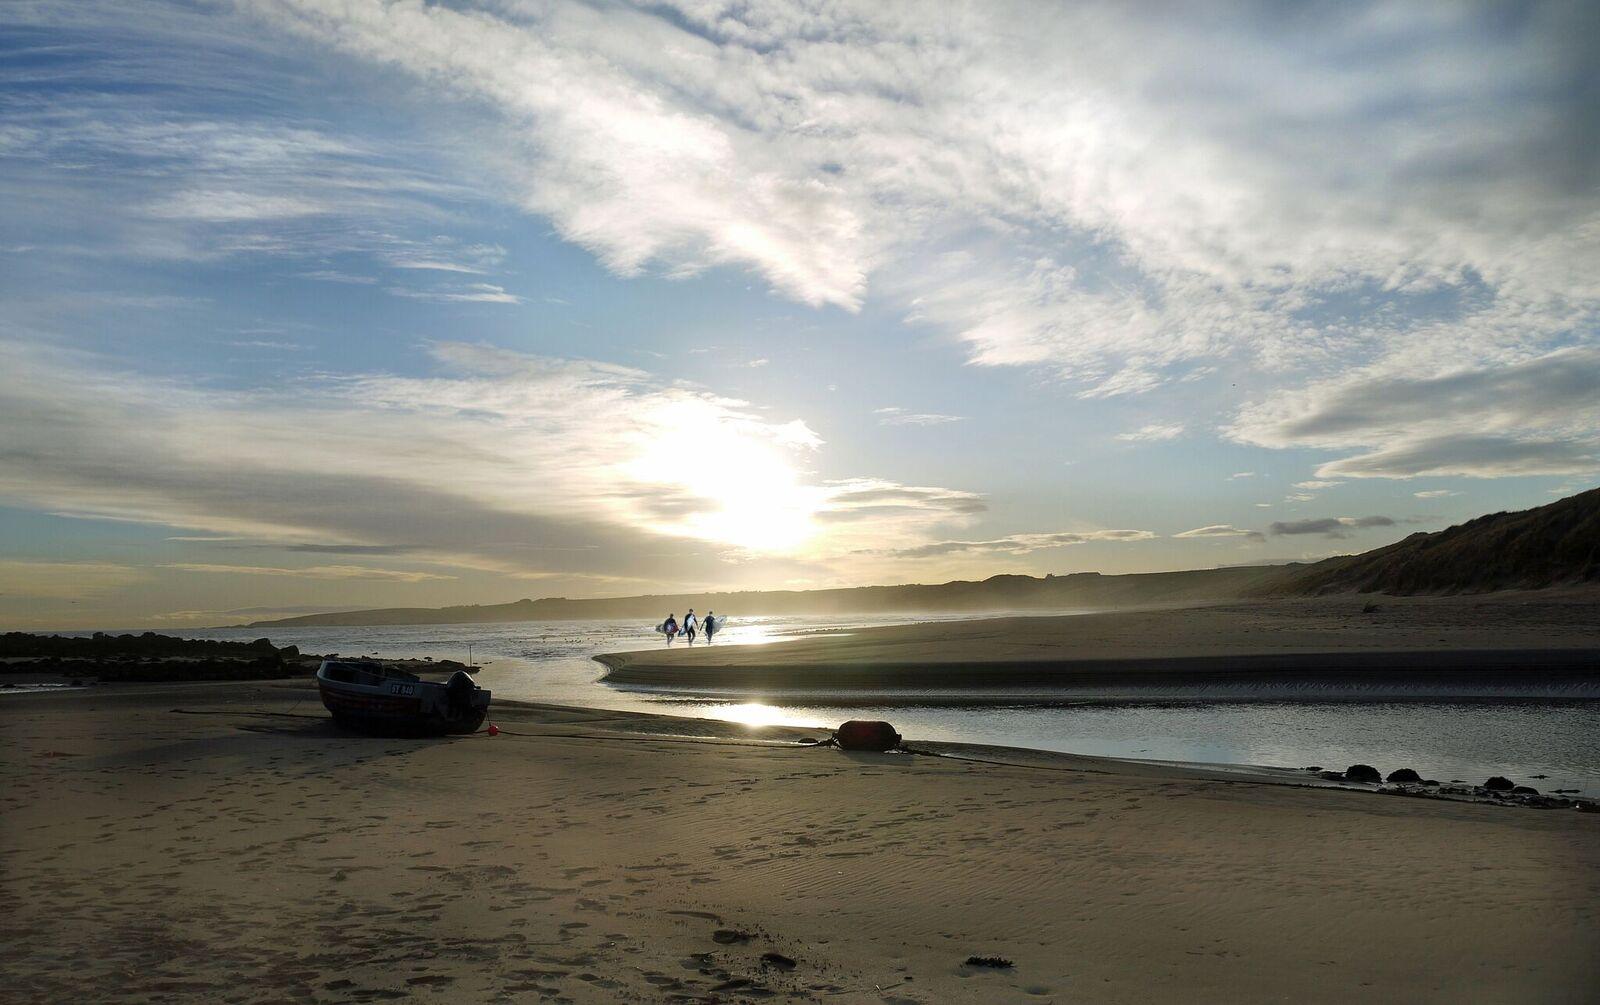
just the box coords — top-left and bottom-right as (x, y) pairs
(230, 0), (1600, 407)
(12, 0), (1600, 468)
(162, 563), (454, 582)
(387, 282), (523, 304)
(874, 407), (965, 427)
(874, 529), (1157, 560)
(1116, 423), (1186, 443)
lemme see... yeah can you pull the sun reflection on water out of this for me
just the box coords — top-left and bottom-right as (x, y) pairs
(703, 702), (822, 729)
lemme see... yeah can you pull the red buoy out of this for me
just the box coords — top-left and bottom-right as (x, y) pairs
(486, 723), (500, 736)
(835, 720), (900, 752)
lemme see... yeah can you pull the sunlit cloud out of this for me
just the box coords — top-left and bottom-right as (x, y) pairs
(231, 0), (1600, 420)
(1174, 525), (1263, 542)
(0, 341), (991, 583)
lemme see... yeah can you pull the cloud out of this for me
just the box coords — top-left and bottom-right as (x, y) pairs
(14, 1), (1600, 444)
(383, 240), (506, 274)
(1227, 472), (1255, 480)
(877, 529), (1156, 560)
(281, 543), (422, 556)
(0, 560), (148, 600)
(1293, 480), (1344, 490)
(163, 563), (454, 582)
(214, 0), (1600, 399)
(1317, 436), (1599, 480)
(1413, 489), (1458, 499)
(1116, 423), (1186, 443)
(1230, 347), (1600, 479)
(0, 341), (993, 584)
(387, 283), (522, 304)
(874, 407), (965, 427)
(1173, 525), (1264, 542)
(1269, 516), (1398, 539)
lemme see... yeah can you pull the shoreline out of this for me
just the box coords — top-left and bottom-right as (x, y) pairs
(19, 680), (1597, 804)
(598, 648), (1600, 699)
(595, 592), (1600, 699)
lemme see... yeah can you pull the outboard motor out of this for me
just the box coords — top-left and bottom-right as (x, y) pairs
(835, 720), (901, 752)
(444, 670), (477, 719)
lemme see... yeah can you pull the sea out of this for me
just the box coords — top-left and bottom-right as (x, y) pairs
(157, 612), (1600, 794)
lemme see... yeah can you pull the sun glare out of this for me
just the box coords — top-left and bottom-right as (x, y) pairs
(707, 703), (817, 729)
(620, 401), (822, 554)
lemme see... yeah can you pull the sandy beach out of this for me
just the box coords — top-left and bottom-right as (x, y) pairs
(598, 591), (1600, 695)
(3, 679), (1597, 1003)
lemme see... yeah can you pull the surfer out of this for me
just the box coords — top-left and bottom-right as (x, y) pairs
(663, 614), (679, 646)
(683, 609), (698, 645)
(704, 611), (718, 643)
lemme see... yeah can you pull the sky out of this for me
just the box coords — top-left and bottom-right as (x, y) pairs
(2, 1), (1598, 629)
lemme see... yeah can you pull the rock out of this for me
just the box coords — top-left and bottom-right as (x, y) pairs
(1483, 776), (1515, 791)
(712, 929), (752, 945)
(761, 952), (797, 970)
(1385, 768), (1422, 783)
(1343, 764), (1382, 784)
(1421, 779), (1440, 787)
(1304, 766), (1322, 772)
(1576, 801), (1600, 814)
(1318, 771), (1345, 781)
(964, 956), (1014, 969)
(1511, 785), (1539, 795)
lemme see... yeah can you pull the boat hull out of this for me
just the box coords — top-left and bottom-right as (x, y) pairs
(316, 661), (490, 737)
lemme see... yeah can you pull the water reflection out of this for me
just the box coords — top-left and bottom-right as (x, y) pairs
(173, 614), (1600, 792)
(703, 702), (826, 729)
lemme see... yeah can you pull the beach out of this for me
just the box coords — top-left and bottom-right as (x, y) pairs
(598, 590), (1600, 695)
(3, 680), (1597, 1003)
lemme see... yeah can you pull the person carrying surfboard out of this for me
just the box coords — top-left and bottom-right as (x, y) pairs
(662, 614), (679, 645)
(683, 609), (698, 645)
(704, 611), (719, 643)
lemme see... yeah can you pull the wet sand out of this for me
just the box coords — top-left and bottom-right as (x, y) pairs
(2, 680), (1597, 1002)
(598, 590), (1600, 695)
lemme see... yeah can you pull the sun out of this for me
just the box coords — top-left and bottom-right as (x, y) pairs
(619, 399), (823, 554)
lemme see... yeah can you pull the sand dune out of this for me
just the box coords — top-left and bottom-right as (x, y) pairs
(2, 681), (1597, 1002)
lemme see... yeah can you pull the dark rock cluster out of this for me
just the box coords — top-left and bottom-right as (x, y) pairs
(1304, 763), (1592, 811)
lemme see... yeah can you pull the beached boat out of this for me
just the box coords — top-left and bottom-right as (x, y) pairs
(316, 659), (490, 736)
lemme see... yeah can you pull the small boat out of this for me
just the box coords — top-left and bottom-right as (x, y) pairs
(316, 659), (490, 736)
